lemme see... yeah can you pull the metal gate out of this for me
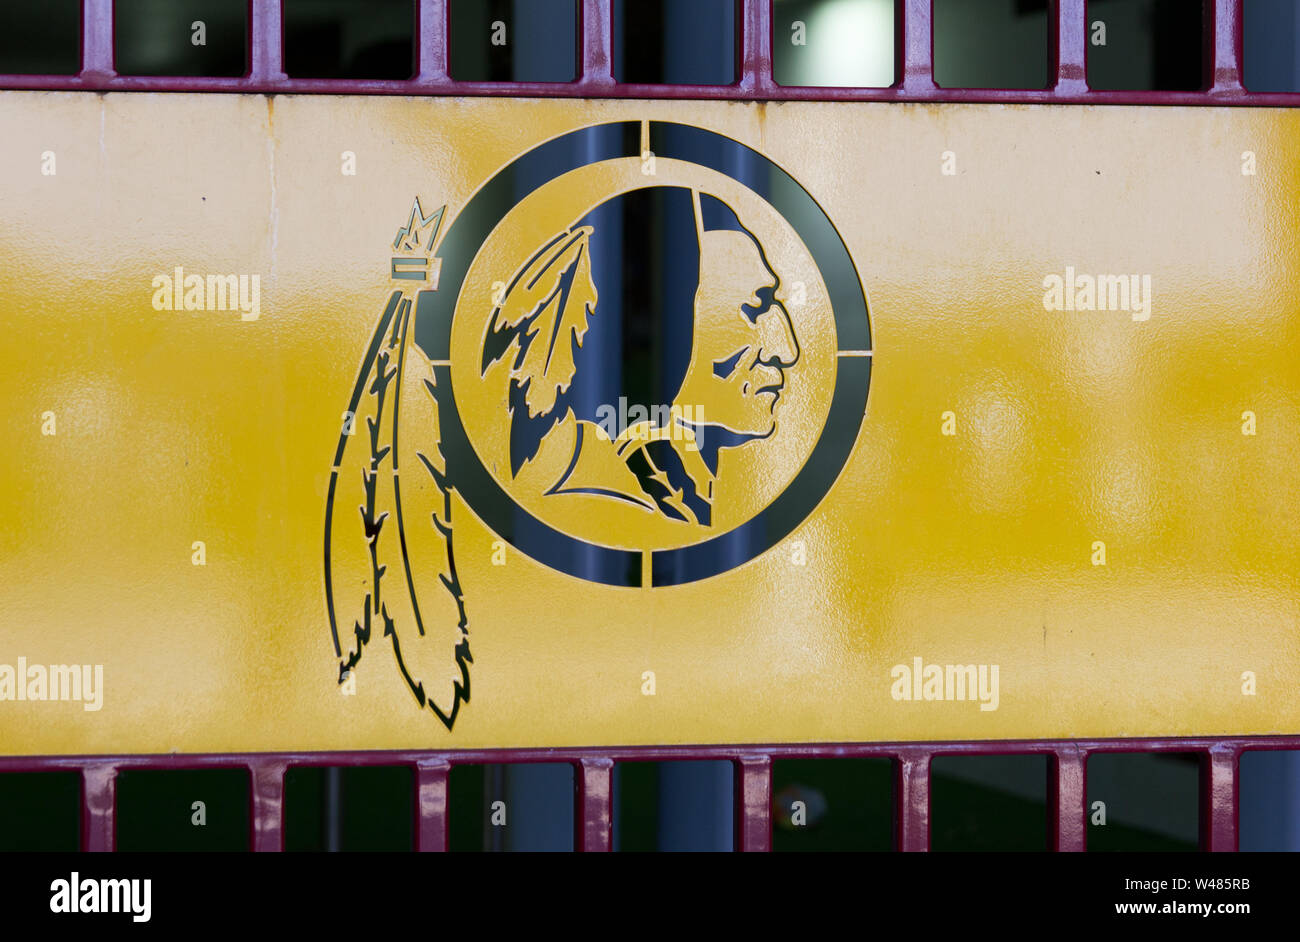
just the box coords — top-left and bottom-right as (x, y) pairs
(0, 0), (1295, 852)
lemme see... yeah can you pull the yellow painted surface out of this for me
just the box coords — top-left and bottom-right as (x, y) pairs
(0, 93), (1296, 754)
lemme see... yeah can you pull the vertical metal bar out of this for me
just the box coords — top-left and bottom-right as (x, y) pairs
(416, 0), (449, 85)
(81, 0), (115, 80)
(1052, 746), (1087, 851)
(576, 757), (613, 852)
(738, 0), (773, 93)
(896, 754), (930, 851)
(249, 0), (286, 81)
(900, 0), (936, 93)
(581, 0), (615, 87)
(416, 759), (450, 852)
(81, 762), (117, 852)
(1054, 0), (1088, 94)
(324, 766), (343, 852)
(735, 755), (771, 852)
(250, 760), (286, 852)
(1210, 0), (1244, 93)
(1202, 745), (1239, 852)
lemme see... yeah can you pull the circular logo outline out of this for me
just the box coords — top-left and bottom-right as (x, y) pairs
(414, 121), (871, 588)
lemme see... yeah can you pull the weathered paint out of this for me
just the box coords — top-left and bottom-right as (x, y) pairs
(0, 93), (1296, 756)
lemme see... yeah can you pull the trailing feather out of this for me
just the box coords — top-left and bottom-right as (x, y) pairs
(325, 288), (471, 730)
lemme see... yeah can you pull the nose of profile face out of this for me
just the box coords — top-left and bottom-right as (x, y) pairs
(755, 299), (799, 368)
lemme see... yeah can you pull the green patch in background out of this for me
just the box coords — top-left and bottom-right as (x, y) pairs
(0, 772), (80, 851)
(449, 763), (574, 852)
(933, 0), (1050, 90)
(772, 757), (894, 851)
(931, 754), (1049, 851)
(612, 761), (659, 852)
(1087, 753), (1200, 852)
(284, 765), (413, 852)
(116, 768), (249, 852)
(1087, 0), (1205, 91)
(612, 760), (733, 851)
(114, 0), (247, 77)
(0, 0), (80, 75)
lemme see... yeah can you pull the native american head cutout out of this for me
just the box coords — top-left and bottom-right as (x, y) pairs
(479, 186), (801, 526)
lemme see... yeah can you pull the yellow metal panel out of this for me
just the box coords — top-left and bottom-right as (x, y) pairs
(0, 93), (1295, 754)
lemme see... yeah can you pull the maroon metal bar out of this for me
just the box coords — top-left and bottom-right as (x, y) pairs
(249, 759), (286, 852)
(1055, 0), (1087, 95)
(901, 0), (936, 94)
(249, 0), (286, 82)
(80, 0), (114, 80)
(738, 0), (773, 95)
(415, 0), (449, 85)
(1051, 745), (1087, 852)
(415, 759), (450, 852)
(735, 755), (771, 852)
(1202, 744), (1240, 852)
(80, 761), (117, 852)
(5, 734), (1284, 771)
(1211, 0), (1245, 95)
(896, 753), (930, 852)
(580, 0), (614, 89)
(576, 757), (613, 852)
(6, 78), (1285, 104)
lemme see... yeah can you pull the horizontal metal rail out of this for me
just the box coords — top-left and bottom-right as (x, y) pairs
(0, 0), (1290, 106)
(3, 736), (1298, 851)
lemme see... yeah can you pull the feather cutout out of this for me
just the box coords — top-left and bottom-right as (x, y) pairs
(481, 226), (598, 472)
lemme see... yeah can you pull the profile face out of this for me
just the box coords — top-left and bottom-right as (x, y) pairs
(677, 228), (801, 438)
(473, 187), (808, 530)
